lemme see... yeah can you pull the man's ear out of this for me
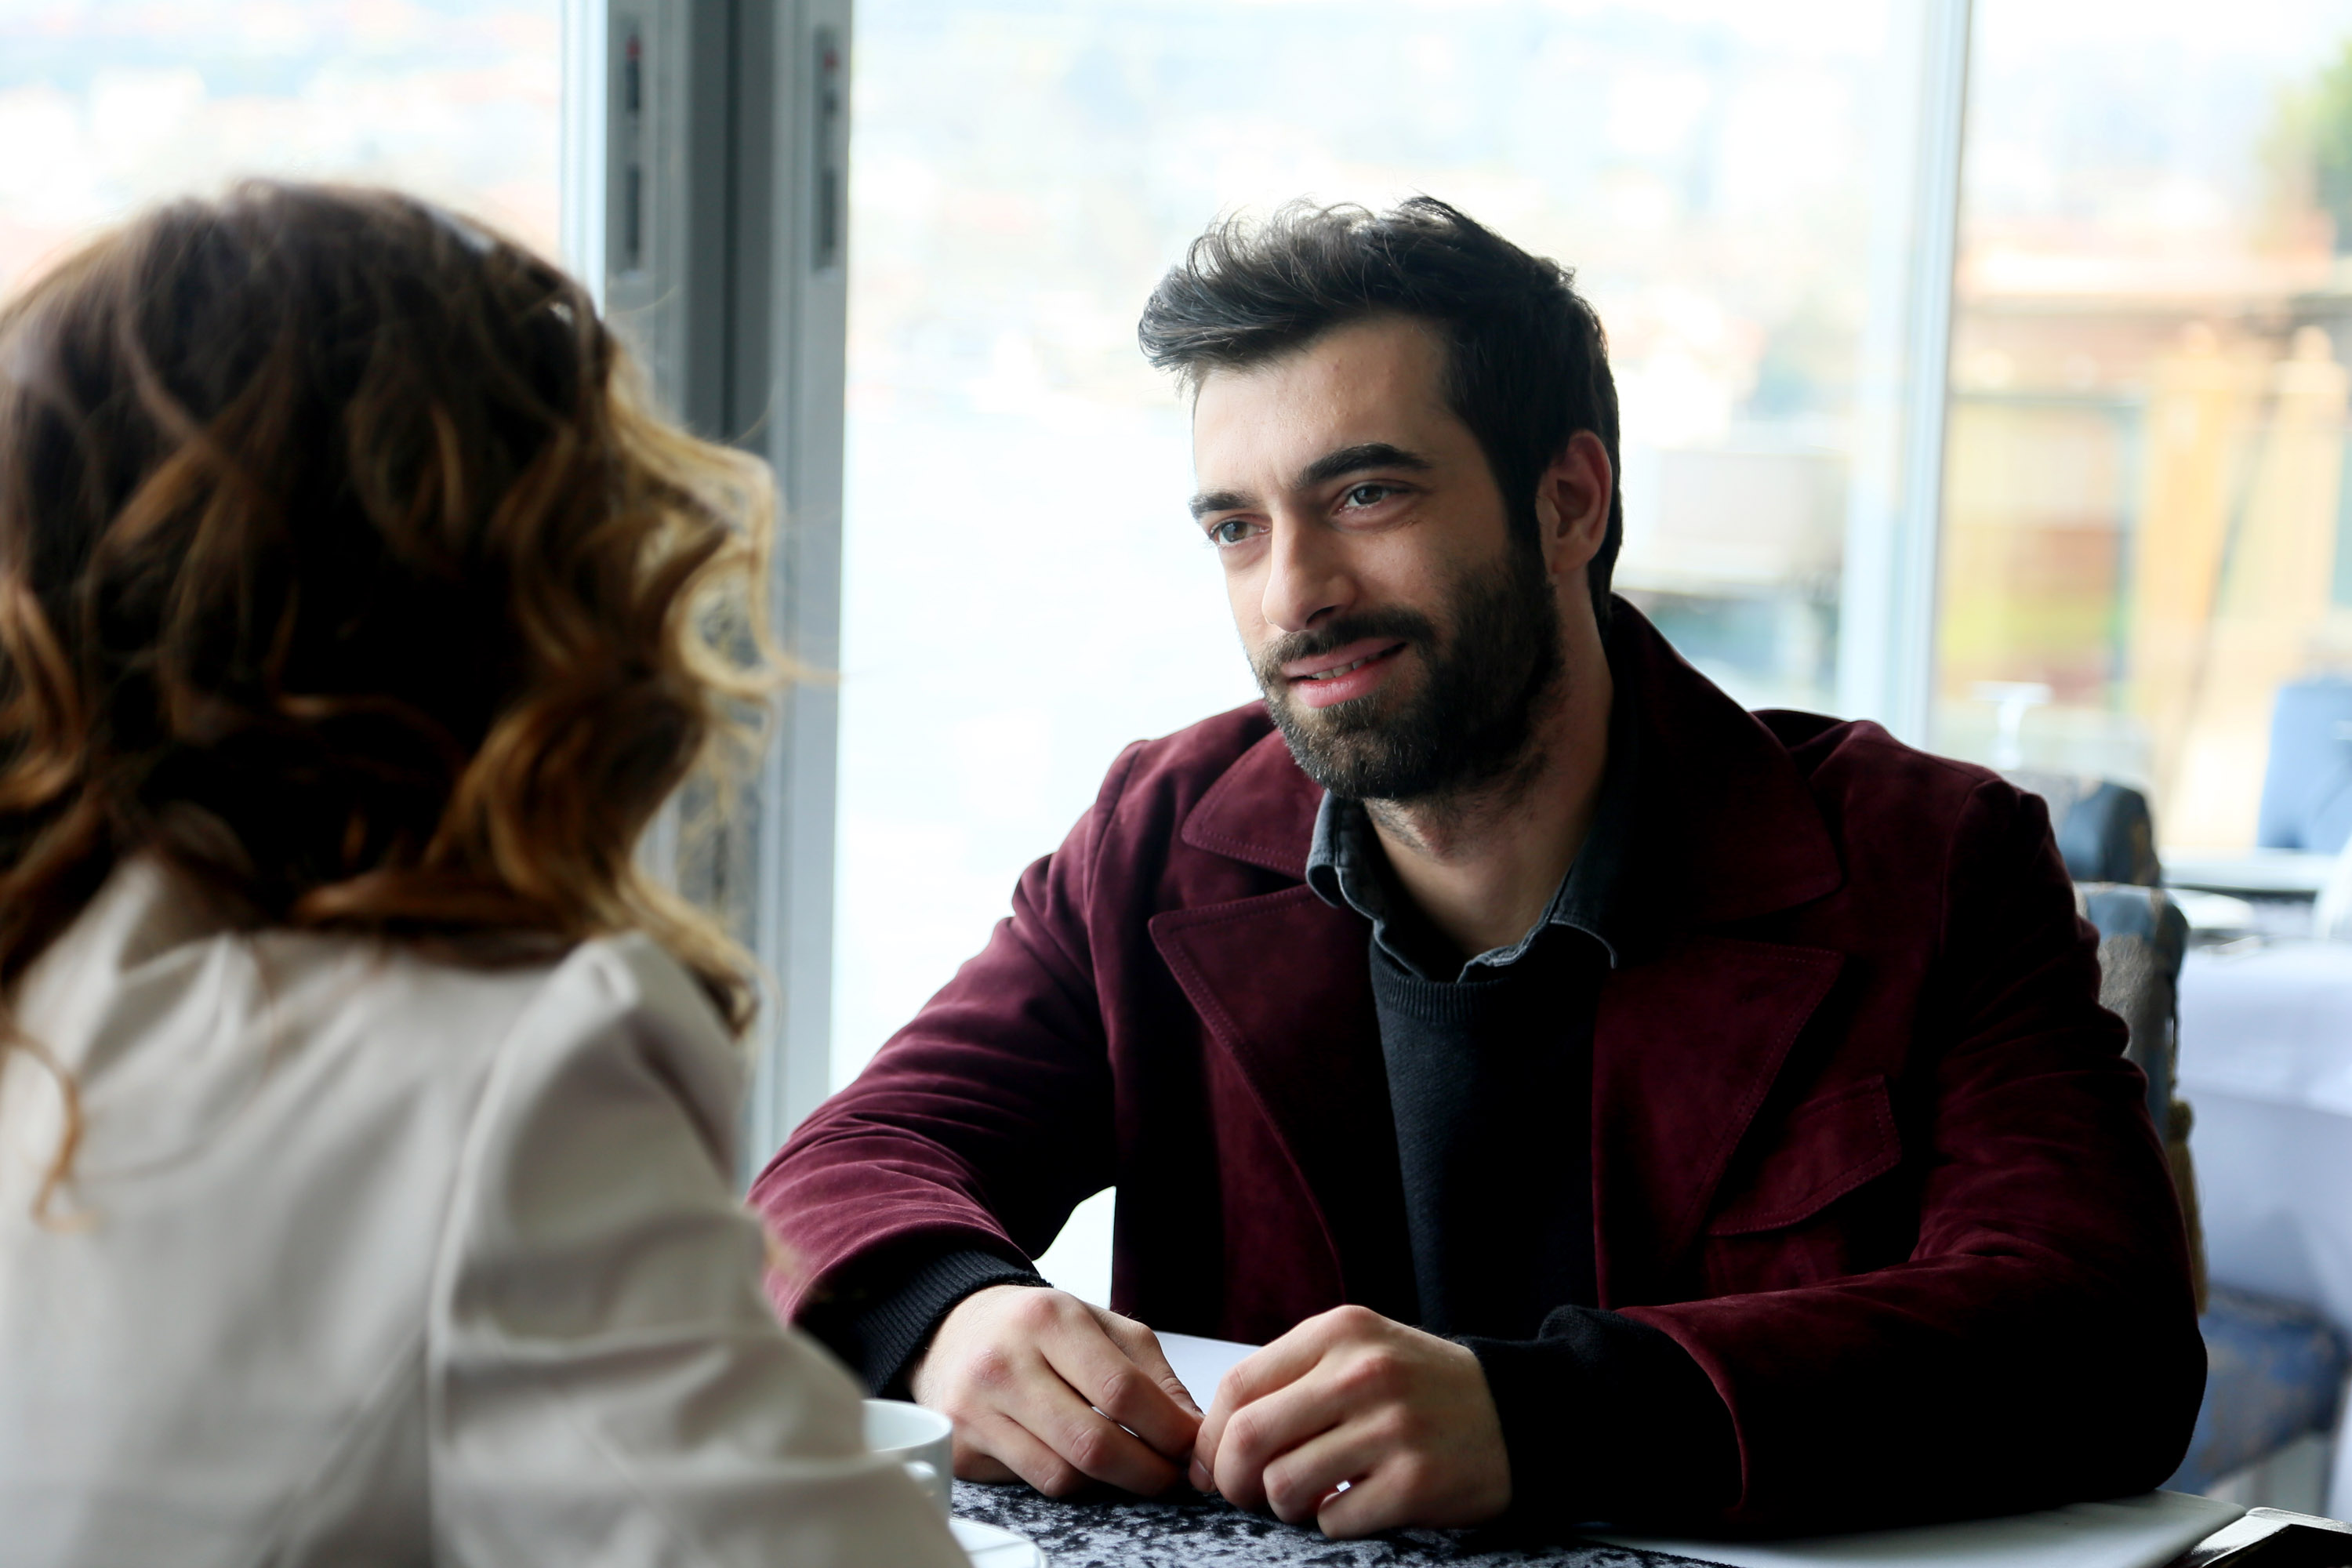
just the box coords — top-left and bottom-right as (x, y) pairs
(1531, 430), (1612, 577)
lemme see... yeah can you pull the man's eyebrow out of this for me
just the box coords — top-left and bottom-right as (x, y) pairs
(1187, 443), (1434, 521)
(1295, 442), (1434, 490)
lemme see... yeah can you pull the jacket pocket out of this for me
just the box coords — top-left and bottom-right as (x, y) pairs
(1707, 1074), (1900, 1236)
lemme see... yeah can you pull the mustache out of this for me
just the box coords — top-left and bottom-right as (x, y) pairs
(1252, 609), (1439, 684)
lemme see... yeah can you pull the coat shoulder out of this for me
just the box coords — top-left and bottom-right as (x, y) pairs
(1128, 700), (1278, 772)
(1098, 701), (1281, 823)
(1744, 709), (2066, 914)
(1754, 707), (2028, 833)
(1088, 700), (1319, 888)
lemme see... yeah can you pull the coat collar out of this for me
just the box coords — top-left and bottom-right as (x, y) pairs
(1178, 724), (1319, 880)
(1176, 600), (1846, 930)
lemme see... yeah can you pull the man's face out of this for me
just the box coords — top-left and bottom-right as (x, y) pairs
(1190, 316), (1565, 802)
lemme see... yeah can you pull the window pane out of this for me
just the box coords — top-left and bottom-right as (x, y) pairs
(0, 0), (561, 299)
(837, 0), (1926, 1087)
(1937, 0), (2352, 851)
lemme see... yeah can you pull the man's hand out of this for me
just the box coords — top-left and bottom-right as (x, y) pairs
(1192, 1304), (1512, 1538)
(909, 1285), (1203, 1497)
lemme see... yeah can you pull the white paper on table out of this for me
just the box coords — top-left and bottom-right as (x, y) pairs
(1156, 1330), (1258, 1408)
(1599, 1490), (2243, 1568)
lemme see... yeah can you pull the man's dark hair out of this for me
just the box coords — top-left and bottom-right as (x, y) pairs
(1138, 197), (1622, 627)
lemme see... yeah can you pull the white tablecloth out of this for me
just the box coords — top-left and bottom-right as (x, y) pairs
(2178, 939), (2352, 1511)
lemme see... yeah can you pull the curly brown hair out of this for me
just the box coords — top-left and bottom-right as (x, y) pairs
(0, 182), (779, 1208)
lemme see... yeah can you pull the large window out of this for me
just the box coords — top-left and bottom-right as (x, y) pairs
(1936, 0), (2352, 851)
(0, 0), (561, 299)
(40, 0), (2332, 1293)
(833, 0), (1946, 1292)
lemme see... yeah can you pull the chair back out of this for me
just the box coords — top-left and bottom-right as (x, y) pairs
(2074, 881), (2205, 1308)
(2008, 769), (2163, 886)
(2257, 677), (2352, 854)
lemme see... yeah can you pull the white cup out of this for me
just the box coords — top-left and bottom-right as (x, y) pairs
(863, 1398), (954, 1521)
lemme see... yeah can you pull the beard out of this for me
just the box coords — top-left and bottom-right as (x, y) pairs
(1252, 538), (1565, 804)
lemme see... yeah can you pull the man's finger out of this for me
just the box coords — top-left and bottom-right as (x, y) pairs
(1192, 1308), (1347, 1472)
(1259, 1417), (1386, 1526)
(947, 1436), (1022, 1487)
(1013, 1354), (1187, 1496)
(1215, 1315), (1337, 1408)
(969, 1410), (1086, 1498)
(1206, 1365), (1355, 1512)
(1094, 1310), (1203, 1415)
(1314, 1449), (1432, 1541)
(1044, 1313), (1200, 1463)
(1093, 1311), (1205, 1427)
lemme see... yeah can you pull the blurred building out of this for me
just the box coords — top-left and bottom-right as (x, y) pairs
(1935, 4), (2352, 851)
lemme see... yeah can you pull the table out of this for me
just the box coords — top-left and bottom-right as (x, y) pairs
(2165, 852), (2336, 899)
(2177, 938), (2352, 1330)
(951, 1482), (1690, 1566)
(949, 1486), (2270, 1568)
(2177, 938), (2352, 1513)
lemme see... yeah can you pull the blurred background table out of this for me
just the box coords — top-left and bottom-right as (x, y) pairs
(2180, 936), (2352, 1513)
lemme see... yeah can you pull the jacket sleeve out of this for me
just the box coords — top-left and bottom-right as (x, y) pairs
(1461, 1305), (1739, 1527)
(430, 937), (966, 1568)
(750, 745), (1142, 1330)
(1628, 780), (2205, 1529)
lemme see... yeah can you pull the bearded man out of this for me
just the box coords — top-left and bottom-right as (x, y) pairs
(754, 199), (2204, 1539)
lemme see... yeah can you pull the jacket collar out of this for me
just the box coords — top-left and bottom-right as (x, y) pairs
(1178, 725), (1320, 880)
(1177, 600), (1845, 932)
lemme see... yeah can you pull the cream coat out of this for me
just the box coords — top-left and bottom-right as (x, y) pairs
(0, 858), (965, 1566)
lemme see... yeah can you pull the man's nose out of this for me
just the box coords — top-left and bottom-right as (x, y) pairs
(1260, 516), (1352, 635)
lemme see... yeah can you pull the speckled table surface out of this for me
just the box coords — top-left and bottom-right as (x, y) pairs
(949, 1481), (1712, 1567)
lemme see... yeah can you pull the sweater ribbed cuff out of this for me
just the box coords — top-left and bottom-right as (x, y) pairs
(840, 1248), (1047, 1396)
(1459, 1305), (1739, 1530)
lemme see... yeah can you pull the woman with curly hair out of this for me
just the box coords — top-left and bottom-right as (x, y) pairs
(0, 182), (963, 1566)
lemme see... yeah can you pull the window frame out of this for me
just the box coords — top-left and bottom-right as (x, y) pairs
(564, 0), (852, 1181)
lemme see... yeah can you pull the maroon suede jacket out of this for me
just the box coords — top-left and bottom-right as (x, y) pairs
(756, 605), (2204, 1528)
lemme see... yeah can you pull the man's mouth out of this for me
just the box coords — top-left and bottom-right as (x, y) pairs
(1280, 637), (1410, 710)
(1305, 651), (1384, 681)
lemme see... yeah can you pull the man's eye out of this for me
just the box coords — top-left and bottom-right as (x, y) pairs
(1341, 483), (1395, 509)
(1209, 518), (1257, 546)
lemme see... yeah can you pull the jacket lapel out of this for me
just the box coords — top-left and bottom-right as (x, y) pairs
(1615, 606), (1843, 929)
(1592, 936), (1844, 1305)
(1588, 611), (1849, 1300)
(1149, 885), (1415, 1316)
(1177, 725), (1323, 880)
(1151, 728), (1414, 1312)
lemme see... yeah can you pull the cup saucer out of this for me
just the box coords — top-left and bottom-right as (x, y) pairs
(951, 1515), (1046, 1567)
